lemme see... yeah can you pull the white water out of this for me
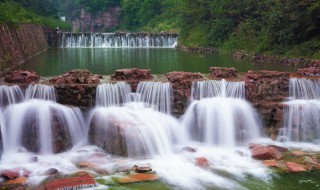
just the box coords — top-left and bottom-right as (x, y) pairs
(96, 82), (132, 107)
(25, 84), (56, 101)
(1, 99), (86, 154)
(183, 80), (261, 147)
(279, 78), (320, 142)
(0, 85), (24, 107)
(0, 81), (269, 189)
(135, 81), (172, 114)
(61, 33), (178, 48)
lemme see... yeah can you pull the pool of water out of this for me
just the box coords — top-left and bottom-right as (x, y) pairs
(18, 48), (295, 76)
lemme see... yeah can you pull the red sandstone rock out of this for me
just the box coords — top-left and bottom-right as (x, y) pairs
(5, 177), (27, 185)
(118, 173), (159, 184)
(45, 175), (96, 190)
(249, 143), (264, 150)
(5, 70), (40, 84)
(251, 147), (282, 160)
(292, 151), (305, 157)
(210, 67), (238, 79)
(195, 157), (209, 167)
(49, 69), (102, 85)
(297, 67), (320, 77)
(263, 160), (278, 167)
(267, 145), (288, 152)
(286, 162), (306, 172)
(0, 170), (20, 179)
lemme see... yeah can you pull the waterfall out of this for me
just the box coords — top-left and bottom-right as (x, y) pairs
(191, 79), (245, 100)
(25, 84), (57, 101)
(182, 80), (260, 147)
(278, 78), (320, 142)
(88, 103), (186, 158)
(95, 82), (132, 107)
(2, 100), (86, 154)
(0, 85), (24, 107)
(135, 82), (172, 114)
(61, 33), (178, 48)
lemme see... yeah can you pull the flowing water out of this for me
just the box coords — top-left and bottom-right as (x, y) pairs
(278, 78), (320, 142)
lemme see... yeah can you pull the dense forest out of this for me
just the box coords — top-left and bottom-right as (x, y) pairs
(1, 0), (320, 58)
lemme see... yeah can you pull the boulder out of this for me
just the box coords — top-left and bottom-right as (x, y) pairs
(49, 69), (102, 85)
(0, 170), (20, 179)
(5, 70), (40, 84)
(135, 167), (152, 173)
(267, 145), (288, 152)
(286, 162), (306, 172)
(251, 146), (282, 160)
(263, 160), (278, 167)
(111, 68), (152, 91)
(209, 67), (238, 79)
(5, 177), (27, 185)
(195, 157), (209, 167)
(292, 151), (305, 157)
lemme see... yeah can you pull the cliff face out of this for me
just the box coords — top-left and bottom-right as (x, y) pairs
(72, 7), (120, 32)
(0, 23), (48, 73)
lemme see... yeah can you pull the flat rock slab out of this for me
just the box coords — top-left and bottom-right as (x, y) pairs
(118, 173), (159, 184)
(45, 175), (97, 190)
(286, 162), (306, 172)
(251, 146), (282, 160)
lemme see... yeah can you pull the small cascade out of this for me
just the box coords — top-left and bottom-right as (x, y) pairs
(0, 85), (24, 107)
(96, 82), (132, 107)
(191, 79), (245, 100)
(278, 78), (320, 142)
(25, 84), (57, 101)
(2, 100), (86, 154)
(88, 103), (186, 158)
(135, 82), (172, 114)
(182, 80), (260, 147)
(61, 33), (178, 48)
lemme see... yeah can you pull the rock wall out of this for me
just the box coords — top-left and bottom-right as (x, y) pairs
(0, 23), (48, 74)
(72, 7), (120, 32)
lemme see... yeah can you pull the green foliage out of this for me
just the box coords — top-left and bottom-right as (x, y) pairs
(75, 0), (120, 16)
(13, 0), (60, 18)
(0, 0), (71, 30)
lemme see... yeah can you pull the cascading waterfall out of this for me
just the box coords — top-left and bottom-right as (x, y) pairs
(135, 81), (172, 114)
(182, 80), (261, 147)
(96, 82), (132, 107)
(2, 99), (86, 154)
(25, 84), (57, 101)
(88, 103), (186, 158)
(278, 78), (320, 142)
(61, 33), (178, 48)
(0, 85), (24, 107)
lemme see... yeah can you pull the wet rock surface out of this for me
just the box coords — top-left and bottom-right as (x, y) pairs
(245, 70), (290, 138)
(111, 68), (152, 91)
(210, 67), (238, 79)
(166, 71), (203, 114)
(251, 146), (282, 160)
(297, 67), (320, 77)
(5, 70), (40, 84)
(49, 69), (102, 85)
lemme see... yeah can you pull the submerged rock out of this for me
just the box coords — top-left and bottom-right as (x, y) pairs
(5, 70), (40, 84)
(195, 157), (209, 168)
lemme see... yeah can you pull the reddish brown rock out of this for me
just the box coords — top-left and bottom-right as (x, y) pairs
(5, 70), (40, 84)
(45, 175), (96, 190)
(210, 67), (238, 79)
(5, 177), (27, 185)
(297, 67), (320, 77)
(249, 143), (264, 150)
(251, 146), (282, 160)
(166, 71), (203, 113)
(263, 160), (278, 167)
(49, 69), (102, 85)
(292, 151), (305, 157)
(111, 68), (153, 91)
(135, 167), (152, 173)
(245, 70), (290, 138)
(78, 162), (96, 168)
(0, 170), (20, 179)
(195, 157), (209, 167)
(267, 145), (288, 152)
(286, 162), (306, 172)
(118, 173), (159, 184)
